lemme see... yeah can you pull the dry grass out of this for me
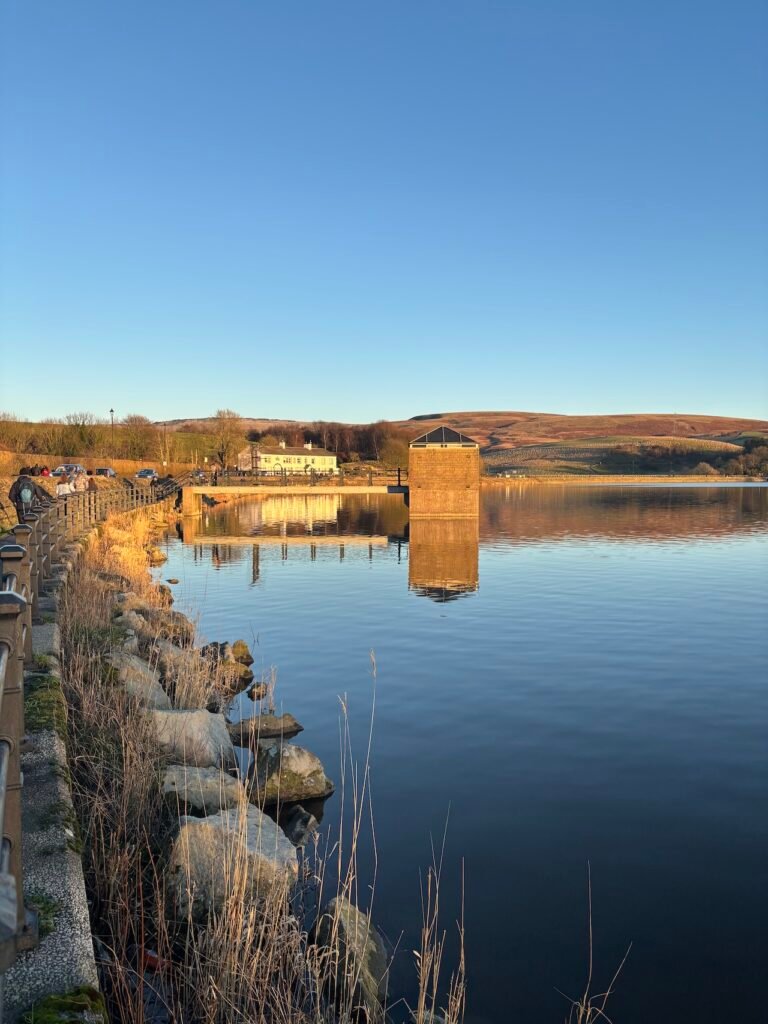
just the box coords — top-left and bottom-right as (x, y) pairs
(559, 867), (631, 1024)
(58, 511), (466, 1024)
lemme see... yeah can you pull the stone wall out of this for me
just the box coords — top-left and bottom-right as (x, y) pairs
(407, 446), (480, 518)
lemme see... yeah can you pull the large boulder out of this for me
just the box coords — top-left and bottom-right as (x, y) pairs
(153, 638), (192, 677)
(200, 642), (254, 689)
(250, 741), (333, 806)
(149, 709), (236, 769)
(152, 639), (218, 709)
(154, 582), (174, 607)
(200, 641), (234, 664)
(314, 896), (389, 1022)
(109, 651), (170, 709)
(228, 713), (304, 746)
(116, 596), (194, 645)
(162, 765), (244, 814)
(230, 661), (254, 686)
(148, 545), (167, 566)
(145, 608), (195, 645)
(113, 609), (151, 641)
(167, 806), (298, 921)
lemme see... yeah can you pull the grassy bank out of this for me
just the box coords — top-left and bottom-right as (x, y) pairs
(55, 507), (466, 1024)
(0, 450), (194, 479)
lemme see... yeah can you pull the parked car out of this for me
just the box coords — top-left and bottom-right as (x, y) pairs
(51, 463), (86, 477)
(135, 468), (158, 481)
(94, 467), (116, 478)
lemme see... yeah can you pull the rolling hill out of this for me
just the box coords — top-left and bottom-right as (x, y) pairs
(160, 411), (768, 449)
(391, 411), (768, 449)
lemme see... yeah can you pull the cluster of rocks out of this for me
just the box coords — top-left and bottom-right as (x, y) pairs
(107, 582), (391, 1022)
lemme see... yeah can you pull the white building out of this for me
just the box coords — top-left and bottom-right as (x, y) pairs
(236, 440), (338, 476)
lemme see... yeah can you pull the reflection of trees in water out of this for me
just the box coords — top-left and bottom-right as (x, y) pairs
(200, 494), (409, 540)
(186, 487), (765, 585)
(192, 543), (249, 569)
(481, 485), (767, 542)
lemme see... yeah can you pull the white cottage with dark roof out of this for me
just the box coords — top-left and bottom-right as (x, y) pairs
(237, 441), (338, 476)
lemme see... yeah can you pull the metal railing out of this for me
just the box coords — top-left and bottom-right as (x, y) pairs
(206, 467), (408, 488)
(0, 474), (183, 1015)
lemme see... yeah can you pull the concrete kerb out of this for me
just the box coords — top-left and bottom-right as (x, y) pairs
(2, 594), (98, 1023)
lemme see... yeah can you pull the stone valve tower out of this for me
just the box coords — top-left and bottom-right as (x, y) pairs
(407, 426), (480, 518)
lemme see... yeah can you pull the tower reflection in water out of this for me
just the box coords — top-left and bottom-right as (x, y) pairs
(407, 517), (479, 602)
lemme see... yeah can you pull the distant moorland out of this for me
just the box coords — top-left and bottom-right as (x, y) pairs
(1, 409), (766, 478)
(160, 409), (768, 448)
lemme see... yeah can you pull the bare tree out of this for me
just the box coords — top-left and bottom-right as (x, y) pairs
(156, 425), (178, 466)
(121, 414), (155, 460)
(0, 413), (30, 453)
(62, 411), (103, 456)
(212, 409), (244, 468)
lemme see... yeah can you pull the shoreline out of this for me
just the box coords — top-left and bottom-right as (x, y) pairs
(482, 473), (763, 486)
(6, 494), (460, 1023)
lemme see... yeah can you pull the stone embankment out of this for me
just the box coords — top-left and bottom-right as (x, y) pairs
(8, 498), (399, 1024)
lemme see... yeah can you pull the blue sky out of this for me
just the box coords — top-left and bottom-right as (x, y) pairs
(1, 1), (766, 423)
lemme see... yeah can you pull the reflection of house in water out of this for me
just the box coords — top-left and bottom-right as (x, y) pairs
(179, 493), (409, 586)
(408, 517), (479, 602)
(259, 494), (343, 534)
(181, 493), (408, 543)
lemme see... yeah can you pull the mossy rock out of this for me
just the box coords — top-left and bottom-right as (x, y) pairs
(25, 674), (67, 738)
(230, 661), (254, 686)
(251, 741), (333, 806)
(154, 582), (174, 607)
(147, 546), (167, 566)
(26, 888), (62, 938)
(231, 639), (254, 666)
(19, 985), (107, 1024)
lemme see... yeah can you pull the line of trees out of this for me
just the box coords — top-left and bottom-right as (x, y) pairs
(0, 411), (183, 463)
(1, 409), (418, 469)
(608, 438), (768, 476)
(247, 421), (412, 467)
(715, 439), (768, 476)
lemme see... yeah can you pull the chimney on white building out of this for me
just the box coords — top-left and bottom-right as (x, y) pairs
(304, 441), (313, 450)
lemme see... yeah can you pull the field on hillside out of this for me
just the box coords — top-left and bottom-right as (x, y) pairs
(483, 435), (752, 475)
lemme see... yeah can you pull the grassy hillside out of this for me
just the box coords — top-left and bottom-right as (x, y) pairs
(483, 436), (751, 475)
(3, 410), (765, 473)
(159, 410), (768, 448)
(391, 411), (768, 448)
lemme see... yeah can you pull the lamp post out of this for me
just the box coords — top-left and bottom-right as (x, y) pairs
(110, 408), (115, 463)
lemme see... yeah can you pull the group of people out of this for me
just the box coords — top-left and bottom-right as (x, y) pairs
(7, 468), (96, 523)
(54, 470), (97, 497)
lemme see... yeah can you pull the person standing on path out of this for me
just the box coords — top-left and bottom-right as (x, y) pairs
(8, 472), (51, 522)
(56, 474), (73, 498)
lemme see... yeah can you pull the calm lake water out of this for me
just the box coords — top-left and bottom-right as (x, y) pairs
(155, 484), (768, 1024)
